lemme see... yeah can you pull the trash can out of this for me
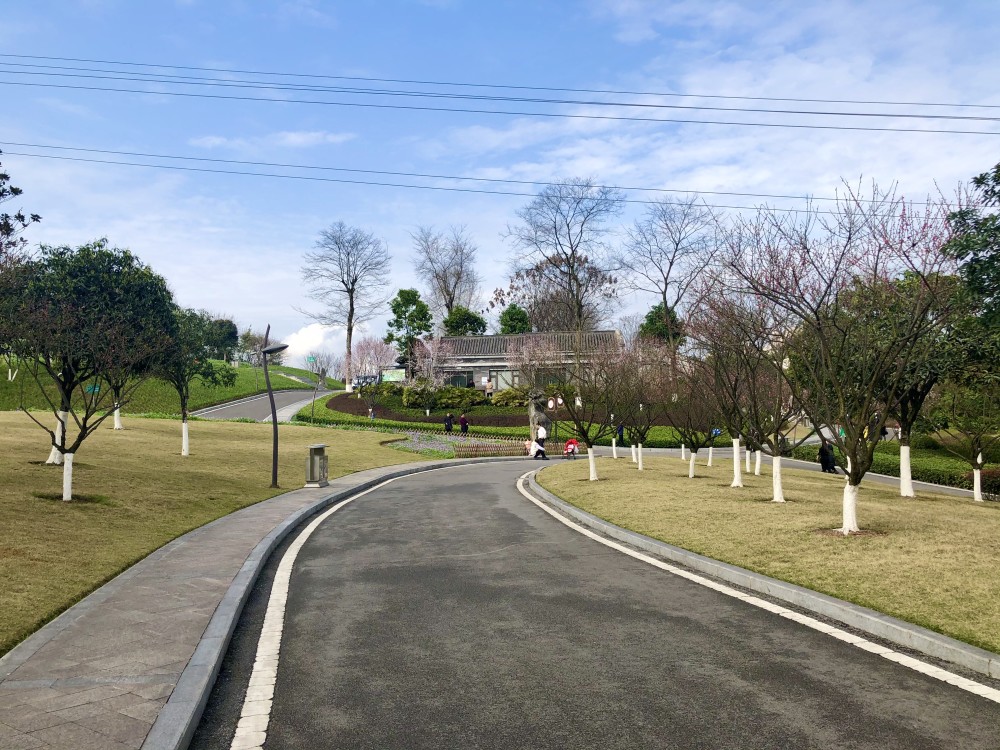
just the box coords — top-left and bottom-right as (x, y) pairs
(305, 444), (329, 488)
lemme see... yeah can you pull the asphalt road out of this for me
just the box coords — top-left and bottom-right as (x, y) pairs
(193, 460), (1000, 749)
(192, 389), (327, 422)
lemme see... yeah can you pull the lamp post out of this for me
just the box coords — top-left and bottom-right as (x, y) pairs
(261, 325), (289, 489)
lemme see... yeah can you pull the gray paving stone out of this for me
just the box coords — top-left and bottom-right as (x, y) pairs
(28, 720), (133, 750)
(77, 711), (152, 747)
(0, 728), (46, 750)
(0, 705), (68, 733)
(117, 699), (166, 725)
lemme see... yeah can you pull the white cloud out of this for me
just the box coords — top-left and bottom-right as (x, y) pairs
(188, 131), (356, 151)
(283, 323), (345, 366)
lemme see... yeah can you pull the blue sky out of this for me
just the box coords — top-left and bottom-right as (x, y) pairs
(2, 0), (998, 365)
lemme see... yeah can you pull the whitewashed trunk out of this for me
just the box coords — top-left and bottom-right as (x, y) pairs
(707, 446), (713, 467)
(637, 443), (644, 471)
(7, 367), (16, 381)
(688, 450), (697, 478)
(46, 411), (67, 465)
(731, 439), (743, 487)
(113, 407), (123, 430)
(974, 468), (982, 502)
(754, 450), (762, 476)
(840, 483), (860, 534)
(681, 444), (686, 461)
(899, 445), (914, 497)
(611, 439), (618, 459)
(62, 453), (74, 501)
(772, 455), (786, 503)
(588, 448), (598, 481)
(745, 447), (751, 472)
(846, 456), (852, 477)
(181, 420), (190, 457)
(425, 409), (430, 417)
(631, 444), (637, 463)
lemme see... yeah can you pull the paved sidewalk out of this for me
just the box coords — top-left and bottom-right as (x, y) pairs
(0, 459), (488, 750)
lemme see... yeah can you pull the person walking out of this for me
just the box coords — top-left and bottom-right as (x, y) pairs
(818, 439), (838, 474)
(444, 413), (454, 433)
(459, 413), (469, 434)
(536, 423), (547, 448)
(617, 422), (625, 444)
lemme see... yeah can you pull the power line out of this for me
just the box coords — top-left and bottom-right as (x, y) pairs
(2, 64), (998, 123)
(0, 140), (935, 205)
(0, 148), (929, 216)
(2, 79), (997, 136)
(1, 52), (996, 110)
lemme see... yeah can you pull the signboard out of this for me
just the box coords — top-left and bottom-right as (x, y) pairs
(380, 368), (406, 383)
(85, 384), (100, 394)
(307, 356), (316, 363)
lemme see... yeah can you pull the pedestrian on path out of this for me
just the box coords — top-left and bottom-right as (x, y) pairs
(459, 413), (469, 434)
(536, 423), (547, 448)
(818, 439), (838, 474)
(444, 413), (454, 433)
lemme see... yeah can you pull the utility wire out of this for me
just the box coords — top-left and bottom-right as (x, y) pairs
(0, 140), (936, 206)
(1, 79), (997, 135)
(0, 148), (932, 216)
(1, 52), (996, 110)
(1, 64), (997, 122)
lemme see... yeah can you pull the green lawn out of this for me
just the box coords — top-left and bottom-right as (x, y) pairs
(538, 456), (1000, 654)
(0, 361), (312, 415)
(0, 411), (422, 657)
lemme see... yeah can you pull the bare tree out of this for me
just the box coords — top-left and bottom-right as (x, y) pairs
(726, 183), (960, 533)
(301, 222), (391, 392)
(503, 178), (623, 333)
(660, 357), (722, 479)
(618, 195), (719, 351)
(351, 335), (398, 417)
(412, 225), (482, 318)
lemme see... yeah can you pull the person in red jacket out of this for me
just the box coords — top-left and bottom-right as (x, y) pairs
(564, 438), (580, 459)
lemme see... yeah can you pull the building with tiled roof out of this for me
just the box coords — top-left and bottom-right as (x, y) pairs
(437, 330), (621, 390)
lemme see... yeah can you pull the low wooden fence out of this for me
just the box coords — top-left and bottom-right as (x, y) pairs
(453, 439), (528, 458)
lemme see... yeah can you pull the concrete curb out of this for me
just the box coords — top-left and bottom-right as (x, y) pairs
(523, 473), (1000, 681)
(141, 456), (533, 750)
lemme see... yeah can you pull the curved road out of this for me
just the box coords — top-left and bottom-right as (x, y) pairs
(192, 389), (330, 422)
(194, 461), (1000, 749)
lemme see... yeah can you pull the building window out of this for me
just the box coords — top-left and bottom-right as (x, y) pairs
(446, 371), (474, 388)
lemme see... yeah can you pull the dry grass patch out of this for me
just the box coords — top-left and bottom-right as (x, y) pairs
(0, 412), (422, 656)
(537, 456), (1000, 654)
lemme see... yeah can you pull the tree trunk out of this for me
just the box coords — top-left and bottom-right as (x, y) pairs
(680, 443), (686, 461)
(611, 438), (618, 459)
(745, 446), (751, 472)
(899, 445), (915, 497)
(113, 406), (123, 430)
(840, 482), (860, 534)
(631, 444), (637, 463)
(974, 453), (983, 502)
(62, 452), (74, 501)
(344, 319), (354, 393)
(46, 410), (67, 465)
(707, 446), (713, 467)
(637, 443), (644, 471)
(688, 450), (696, 478)
(588, 448), (598, 481)
(772, 455), (785, 503)
(182, 420), (190, 456)
(731, 439), (743, 488)
(754, 450), (762, 476)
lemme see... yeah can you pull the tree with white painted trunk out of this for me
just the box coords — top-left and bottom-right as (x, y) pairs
(660, 359), (719, 479)
(156, 309), (237, 457)
(611, 337), (670, 473)
(727, 183), (961, 533)
(690, 280), (814, 503)
(512, 333), (624, 481)
(351, 335), (399, 419)
(925, 372), (1000, 502)
(3, 240), (175, 500)
(300, 222), (392, 393)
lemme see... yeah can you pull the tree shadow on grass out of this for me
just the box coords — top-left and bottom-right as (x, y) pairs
(32, 492), (114, 506)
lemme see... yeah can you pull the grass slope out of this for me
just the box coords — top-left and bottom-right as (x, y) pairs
(537, 456), (1000, 654)
(0, 363), (311, 415)
(0, 412), (422, 657)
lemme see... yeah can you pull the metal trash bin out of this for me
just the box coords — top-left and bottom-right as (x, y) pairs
(305, 444), (329, 488)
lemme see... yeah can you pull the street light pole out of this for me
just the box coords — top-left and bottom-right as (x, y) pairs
(261, 324), (289, 489)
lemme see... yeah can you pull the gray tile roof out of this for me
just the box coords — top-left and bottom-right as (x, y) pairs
(441, 330), (620, 358)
